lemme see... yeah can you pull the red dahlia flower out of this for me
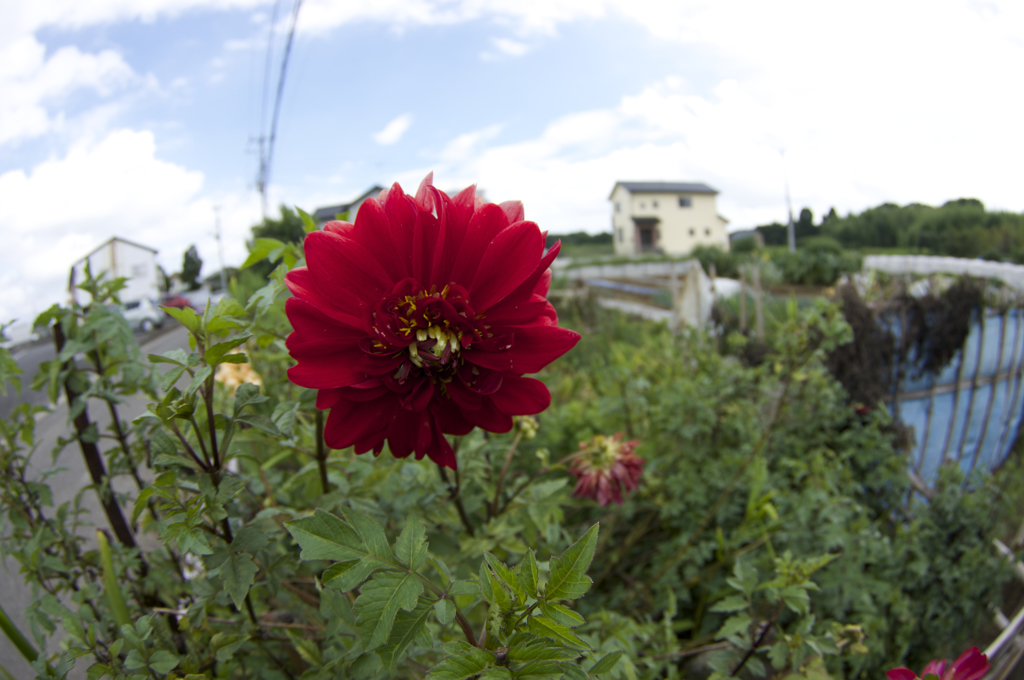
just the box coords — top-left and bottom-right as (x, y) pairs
(568, 433), (644, 506)
(886, 648), (989, 680)
(284, 174), (580, 469)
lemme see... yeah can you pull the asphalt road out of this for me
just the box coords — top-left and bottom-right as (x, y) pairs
(0, 325), (190, 679)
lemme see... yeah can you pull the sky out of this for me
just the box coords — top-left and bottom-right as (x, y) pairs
(1, 0), (1023, 326)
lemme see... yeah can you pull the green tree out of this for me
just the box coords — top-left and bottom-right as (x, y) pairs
(251, 204), (307, 244)
(181, 244), (202, 291)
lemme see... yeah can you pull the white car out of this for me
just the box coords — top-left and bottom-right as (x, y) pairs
(121, 298), (166, 332)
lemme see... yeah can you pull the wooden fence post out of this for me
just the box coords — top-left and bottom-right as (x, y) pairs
(753, 262), (765, 342)
(740, 265), (748, 333)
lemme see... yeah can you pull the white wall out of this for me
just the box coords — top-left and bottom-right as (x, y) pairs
(71, 239), (160, 304)
(611, 186), (730, 256)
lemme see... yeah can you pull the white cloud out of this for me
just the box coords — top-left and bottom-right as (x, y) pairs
(372, 113), (414, 146)
(0, 129), (260, 325)
(481, 37), (531, 60)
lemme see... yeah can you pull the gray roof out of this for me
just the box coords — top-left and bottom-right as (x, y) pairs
(313, 185), (384, 222)
(611, 181), (718, 198)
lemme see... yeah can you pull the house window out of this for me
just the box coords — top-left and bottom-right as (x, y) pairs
(705, 228), (710, 236)
(615, 202), (621, 213)
(617, 228), (623, 243)
(688, 228), (695, 237)
(131, 264), (147, 277)
(652, 200), (659, 208)
(679, 197), (692, 208)
(639, 202), (646, 209)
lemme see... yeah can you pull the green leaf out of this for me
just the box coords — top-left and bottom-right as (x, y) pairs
(159, 365), (186, 392)
(355, 572), (423, 650)
(485, 553), (525, 603)
(231, 526), (268, 553)
(297, 208), (319, 233)
(545, 523), (599, 601)
(219, 552), (258, 610)
(589, 651), (622, 675)
(511, 659), (566, 678)
(427, 647), (496, 680)
(709, 595), (749, 613)
(148, 651), (180, 675)
(527, 616), (589, 650)
(235, 415), (281, 436)
(539, 603), (585, 627)
(448, 580), (480, 597)
(507, 640), (577, 662)
(205, 333), (251, 366)
(559, 663), (589, 680)
(395, 518), (428, 571)
(339, 505), (396, 563)
(434, 599), (456, 626)
(478, 670), (512, 680)
(481, 560), (511, 611)
(326, 559), (379, 593)
(233, 382), (268, 415)
(376, 597), (433, 671)
(185, 366), (212, 395)
(161, 305), (201, 333)
(518, 550), (539, 599)
(716, 613), (752, 641)
(241, 238), (286, 269)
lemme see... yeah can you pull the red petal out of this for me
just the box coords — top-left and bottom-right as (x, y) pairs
(323, 220), (354, 237)
(316, 388), (343, 409)
(383, 184), (419, 278)
(486, 296), (557, 328)
(462, 397), (513, 433)
(490, 376), (550, 415)
(500, 200), (524, 224)
(414, 172), (434, 209)
(502, 240), (559, 307)
(887, 670), (919, 680)
(471, 220), (544, 311)
(286, 297), (364, 343)
(386, 408), (422, 458)
(433, 185), (476, 285)
(287, 348), (368, 389)
(432, 399), (475, 435)
(446, 379), (482, 410)
(304, 231), (393, 313)
(463, 325), (580, 374)
(285, 267), (364, 328)
(450, 203), (509, 290)
(323, 394), (398, 449)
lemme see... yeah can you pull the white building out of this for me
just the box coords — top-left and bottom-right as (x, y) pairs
(69, 237), (160, 304)
(609, 182), (730, 256)
(313, 185), (385, 225)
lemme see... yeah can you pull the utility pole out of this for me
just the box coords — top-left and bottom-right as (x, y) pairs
(214, 206), (228, 294)
(782, 148), (796, 253)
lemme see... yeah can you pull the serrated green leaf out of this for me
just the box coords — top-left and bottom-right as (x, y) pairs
(376, 597), (433, 671)
(481, 561), (511, 611)
(355, 572), (423, 651)
(589, 651), (622, 675)
(478, 669), (512, 680)
(508, 640), (577, 662)
(220, 552), (258, 610)
(338, 505), (396, 563)
(161, 306), (201, 333)
(233, 382), (268, 414)
(485, 553), (525, 603)
(559, 662), (589, 680)
(205, 333), (251, 366)
(148, 651), (180, 675)
(511, 659), (565, 679)
(185, 366), (212, 395)
(546, 523), (599, 601)
(235, 414), (280, 436)
(395, 519), (428, 571)
(716, 613), (752, 641)
(448, 581), (480, 597)
(159, 365), (186, 392)
(434, 599), (456, 626)
(427, 647), (495, 680)
(527, 616), (589, 650)
(327, 558), (379, 592)
(709, 595), (749, 613)
(297, 208), (318, 233)
(539, 602), (585, 627)
(519, 550), (539, 599)
(241, 238), (286, 269)
(231, 526), (268, 553)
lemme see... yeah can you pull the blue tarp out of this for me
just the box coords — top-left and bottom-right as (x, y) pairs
(889, 309), (1024, 481)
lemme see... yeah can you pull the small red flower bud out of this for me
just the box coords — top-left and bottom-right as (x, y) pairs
(568, 433), (644, 506)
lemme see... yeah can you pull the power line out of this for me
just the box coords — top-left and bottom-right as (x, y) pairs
(257, 0), (303, 221)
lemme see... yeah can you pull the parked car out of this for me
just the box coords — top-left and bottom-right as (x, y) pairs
(160, 294), (198, 311)
(121, 298), (166, 332)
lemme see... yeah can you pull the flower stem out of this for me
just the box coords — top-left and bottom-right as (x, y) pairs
(315, 410), (330, 494)
(437, 464), (474, 536)
(490, 431), (523, 518)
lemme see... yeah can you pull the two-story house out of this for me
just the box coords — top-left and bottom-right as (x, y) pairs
(609, 182), (730, 256)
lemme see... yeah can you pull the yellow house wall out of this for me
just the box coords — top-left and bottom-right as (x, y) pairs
(610, 186), (730, 256)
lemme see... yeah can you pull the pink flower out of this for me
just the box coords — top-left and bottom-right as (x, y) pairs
(887, 647), (990, 680)
(568, 434), (644, 506)
(284, 174), (580, 469)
